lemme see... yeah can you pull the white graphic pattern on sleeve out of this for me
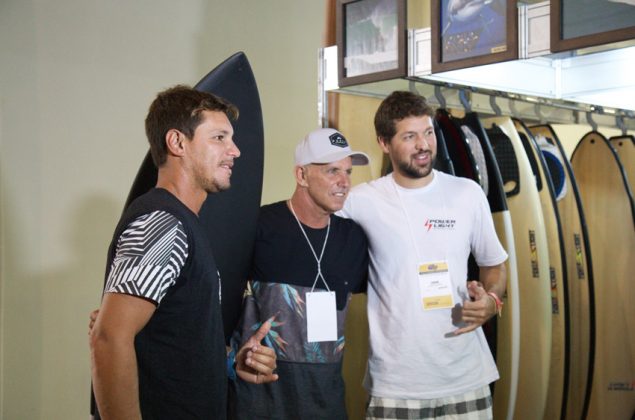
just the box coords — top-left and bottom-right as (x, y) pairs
(105, 211), (188, 304)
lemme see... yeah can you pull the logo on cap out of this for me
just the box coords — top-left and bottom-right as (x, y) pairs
(329, 132), (348, 148)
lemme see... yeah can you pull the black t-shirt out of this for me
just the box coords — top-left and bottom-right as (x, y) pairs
(99, 189), (227, 420)
(252, 200), (368, 309)
(230, 201), (369, 419)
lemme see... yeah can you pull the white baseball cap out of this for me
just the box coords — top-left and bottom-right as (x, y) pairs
(294, 128), (370, 166)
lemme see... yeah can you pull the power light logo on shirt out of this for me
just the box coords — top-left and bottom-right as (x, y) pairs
(424, 218), (456, 231)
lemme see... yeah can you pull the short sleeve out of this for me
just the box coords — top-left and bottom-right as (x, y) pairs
(104, 210), (188, 304)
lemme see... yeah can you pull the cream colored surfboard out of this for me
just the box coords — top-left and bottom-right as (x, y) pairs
(571, 132), (635, 420)
(489, 210), (520, 420)
(514, 120), (568, 420)
(481, 116), (552, 420)
(530, 124), (595, 420)
(609, 135), (634, 191)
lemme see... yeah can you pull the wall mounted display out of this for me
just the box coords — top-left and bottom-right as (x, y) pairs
(551, 0), (635, 52)
(431, 0), (518, 73)
(337, 0), (407, 87)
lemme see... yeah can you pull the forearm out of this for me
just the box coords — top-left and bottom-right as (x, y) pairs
(91, 334), (141, 420)
(479, 263), (506, 299)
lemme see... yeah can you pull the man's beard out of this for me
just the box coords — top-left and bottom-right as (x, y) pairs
(195, 170), (231, 194)
(396, 153), (436, 179)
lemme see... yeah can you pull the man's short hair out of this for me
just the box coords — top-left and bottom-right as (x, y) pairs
(374, 91), (434, 143)
(145, 85), (239, 167)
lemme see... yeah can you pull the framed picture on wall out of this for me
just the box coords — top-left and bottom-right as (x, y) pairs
(431, 0), (518, 73)
(336, 0), (407, 87)
(551, 0), (635, 52)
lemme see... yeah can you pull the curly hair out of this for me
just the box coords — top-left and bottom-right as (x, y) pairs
(374, 91), (434, 143)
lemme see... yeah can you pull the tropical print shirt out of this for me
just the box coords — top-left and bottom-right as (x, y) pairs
(237, 280), (350, 363)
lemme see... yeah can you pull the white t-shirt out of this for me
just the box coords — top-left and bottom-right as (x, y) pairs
(340, 170), (508, 399)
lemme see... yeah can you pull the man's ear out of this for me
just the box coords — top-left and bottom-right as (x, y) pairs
(165, 129), (186, 157)
(377, 136), (390, 154)
(294, 165), (309, 187)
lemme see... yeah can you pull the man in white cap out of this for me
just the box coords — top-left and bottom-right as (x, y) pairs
(229, 128), (370, 419)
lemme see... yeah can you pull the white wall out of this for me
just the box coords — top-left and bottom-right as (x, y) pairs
(0, 0), (325, 418)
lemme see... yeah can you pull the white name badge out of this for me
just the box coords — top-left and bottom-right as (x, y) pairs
(306, 291), (337, 342)
(418, 261), (455, 310)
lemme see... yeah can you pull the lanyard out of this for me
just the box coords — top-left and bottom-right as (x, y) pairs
(288, 200), (331, 292)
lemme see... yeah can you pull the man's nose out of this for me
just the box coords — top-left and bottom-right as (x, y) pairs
(337, 172), (351, 187)
(415, 135), (430, 150)
(228, 138), (241, 158)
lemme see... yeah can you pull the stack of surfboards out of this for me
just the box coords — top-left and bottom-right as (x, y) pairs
(569, 132), (634, 420)
(436, 111), (520, 420)
(331, 92), (634, 419)
(481, 116), (552, 420)
(530, 125), (595, 420)
(515, 119), (568, 420)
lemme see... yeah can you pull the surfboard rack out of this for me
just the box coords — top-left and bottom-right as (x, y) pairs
(616, 115), (628, 135)
(585, 112), (598, 132)
(458, 89), (472, 113)
(534, 103), (547, 124)
(508, 100), (521, 120)
(434, 85), (447, 109)
(490, 96), (503, 117)
(319, 47), (635, 132)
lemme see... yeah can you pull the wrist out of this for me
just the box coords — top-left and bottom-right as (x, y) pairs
(487, 291), (503, 317)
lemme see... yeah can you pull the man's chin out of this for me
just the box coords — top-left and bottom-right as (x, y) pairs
(401, 166), (432, 179)
(331, 204), (345, 213)
(205, 182), (231, 194)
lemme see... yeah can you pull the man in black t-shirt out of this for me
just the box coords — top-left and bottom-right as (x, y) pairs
(90, 86), (278, 420)
(230, 128), (370, 419)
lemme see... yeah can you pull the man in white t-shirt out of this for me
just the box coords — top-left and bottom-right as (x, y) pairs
(340, 91), (507, 420)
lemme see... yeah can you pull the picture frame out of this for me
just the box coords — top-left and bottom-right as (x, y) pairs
(336, 0), (407, 88)
(550, 0), (635, 53)
(431, 0), (518, 73)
